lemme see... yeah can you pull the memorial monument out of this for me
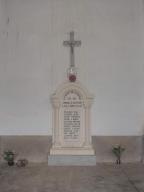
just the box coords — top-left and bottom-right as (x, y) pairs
(48, 31), (96, 165)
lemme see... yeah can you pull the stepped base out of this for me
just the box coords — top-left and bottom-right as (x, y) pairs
(48, 155), (96, 166)
(50, 147), (95, 155)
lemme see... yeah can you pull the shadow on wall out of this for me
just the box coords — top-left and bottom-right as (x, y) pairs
(93, 136), (142, 163)
(0, 136), (143, 163)
(0, 136), (52, 163)
(141, 126), (144, 163)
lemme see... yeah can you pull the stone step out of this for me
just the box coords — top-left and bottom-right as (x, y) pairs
(48, 155), (96, 166)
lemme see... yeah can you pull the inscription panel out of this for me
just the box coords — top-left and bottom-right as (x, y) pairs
(64, 110), (80, 140)
(62, 90), (83, 142)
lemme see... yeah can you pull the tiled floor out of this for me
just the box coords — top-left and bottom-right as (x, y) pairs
(0, 163), (144, 192)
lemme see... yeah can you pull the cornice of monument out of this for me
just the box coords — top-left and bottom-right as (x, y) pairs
(51, 80), (94, 102)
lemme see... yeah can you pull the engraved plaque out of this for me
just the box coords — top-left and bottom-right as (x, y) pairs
(62, 90), (83, 141)
(64, 110), (80, 140)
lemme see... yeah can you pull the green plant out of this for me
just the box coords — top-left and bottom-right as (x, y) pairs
(112, 145), (125, 164)
(3, 150), (16, 166)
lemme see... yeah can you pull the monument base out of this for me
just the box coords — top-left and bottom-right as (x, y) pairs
(50, 147), (95, 155)
(48, 155), (96, 166)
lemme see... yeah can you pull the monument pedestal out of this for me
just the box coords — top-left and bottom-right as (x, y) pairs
(48, 82), (96, 166)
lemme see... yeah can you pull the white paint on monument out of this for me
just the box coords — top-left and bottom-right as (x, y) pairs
(49, 82), (95, 156)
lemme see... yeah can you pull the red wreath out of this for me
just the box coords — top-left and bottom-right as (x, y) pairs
(69, 74), (76, 82)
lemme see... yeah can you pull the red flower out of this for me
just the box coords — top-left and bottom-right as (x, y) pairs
(69, 74), (76, 82)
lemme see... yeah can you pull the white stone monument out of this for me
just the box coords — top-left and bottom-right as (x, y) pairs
(48, 32), (96, 165)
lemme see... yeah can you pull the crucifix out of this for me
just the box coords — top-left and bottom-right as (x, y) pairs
(63, 31), (81, 82)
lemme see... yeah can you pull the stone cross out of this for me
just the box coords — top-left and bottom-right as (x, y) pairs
(63, 31), (81, 68)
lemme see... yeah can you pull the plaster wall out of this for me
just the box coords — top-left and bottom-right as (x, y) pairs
(0, 0), (144, 136)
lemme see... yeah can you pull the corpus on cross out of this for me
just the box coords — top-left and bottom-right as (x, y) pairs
(63, 31), (81, 82)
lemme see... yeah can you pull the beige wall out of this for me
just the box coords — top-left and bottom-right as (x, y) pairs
(0, 0), (144, 136)
(0, 136), (143, 163)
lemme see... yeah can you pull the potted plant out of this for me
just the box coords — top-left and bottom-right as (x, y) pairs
(16, 159), (28, 167)
(112, 145), (125, 164)
(3, 150), (16, 166)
